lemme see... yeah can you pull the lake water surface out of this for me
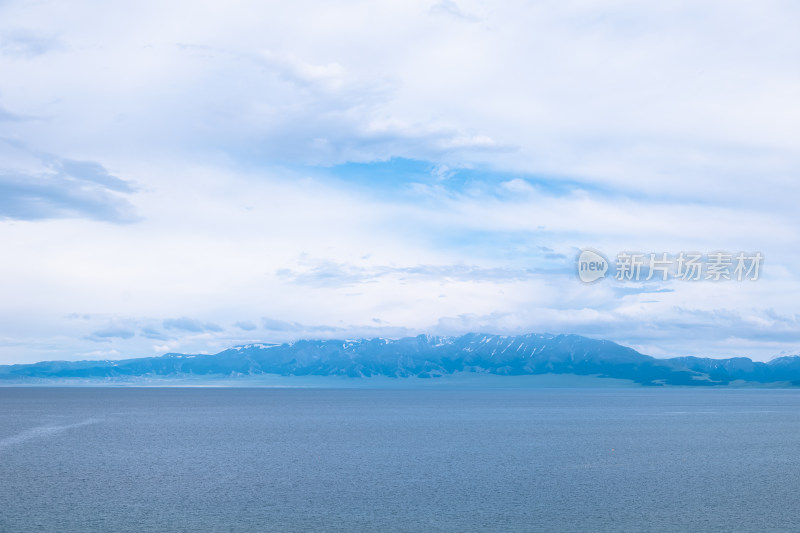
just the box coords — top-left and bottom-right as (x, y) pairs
(1, 387), (799, 532)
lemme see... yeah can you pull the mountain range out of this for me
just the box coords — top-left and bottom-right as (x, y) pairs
(2, 333), (800, 386)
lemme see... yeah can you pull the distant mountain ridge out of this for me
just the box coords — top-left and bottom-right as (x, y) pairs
(2, 333), (800, 386)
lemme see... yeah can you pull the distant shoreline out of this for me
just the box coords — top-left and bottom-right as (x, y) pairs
(2, 372), (799, 389)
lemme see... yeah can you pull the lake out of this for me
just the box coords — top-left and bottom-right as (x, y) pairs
(1, 387), (799, 532)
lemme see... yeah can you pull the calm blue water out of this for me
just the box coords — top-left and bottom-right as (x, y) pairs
(1, 387), (799, 532)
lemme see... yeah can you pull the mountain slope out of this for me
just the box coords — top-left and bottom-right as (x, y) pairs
(1, 333), (798, 386)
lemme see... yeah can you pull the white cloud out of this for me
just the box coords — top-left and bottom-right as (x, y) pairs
(0, 0), (798, 363)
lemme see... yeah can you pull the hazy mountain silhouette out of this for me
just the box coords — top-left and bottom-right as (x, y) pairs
(2, 333), (799, 386)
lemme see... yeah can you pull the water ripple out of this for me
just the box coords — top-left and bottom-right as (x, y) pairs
(0, 418), (101, 450)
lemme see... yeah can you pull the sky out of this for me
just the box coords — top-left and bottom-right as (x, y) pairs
(0, 0), (799, 364)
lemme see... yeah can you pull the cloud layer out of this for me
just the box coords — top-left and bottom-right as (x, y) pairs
(0, 0), (799, 363)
